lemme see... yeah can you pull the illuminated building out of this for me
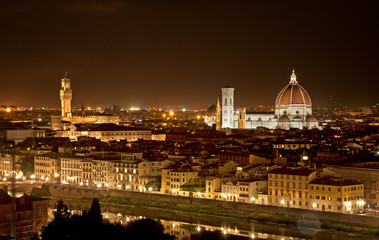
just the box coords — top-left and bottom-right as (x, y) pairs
(56, 123), (152, 142)
(161, 167), (200, 195)
(0, 190), (49, 239)
(221, 86), (234, 129)
(60, 72), (72, 117)
(326, 166), (379, 206)
(309, 178), (364, 213)
(52, 73), (120, 130)
(0, 153), (21, 180)
(205, 70), (320, 130)
(221, 179), (266, 202)
(60, 157), (86, 184)
(34, 155), (60, 181)
(268, 168), (317, 208)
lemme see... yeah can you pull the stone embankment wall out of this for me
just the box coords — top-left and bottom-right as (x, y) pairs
(32, 184), (379, 227)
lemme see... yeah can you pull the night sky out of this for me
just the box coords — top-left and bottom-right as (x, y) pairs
(0, 0), (378, 109)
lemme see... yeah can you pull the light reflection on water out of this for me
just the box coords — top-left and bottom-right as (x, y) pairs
(48, 208), (307, 240)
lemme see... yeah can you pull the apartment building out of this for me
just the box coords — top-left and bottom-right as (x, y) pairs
(34, 155), (60, 181)
(161, 167), (199, 195)
(60, 157), (85, 184)
(309, 178), (364, 213)
(0, 153), (21, 178)
(326, 166), (379, 206)
(268, 168), (317, 208)
(92, 158), (116, 188)
(221, 178), (266, 203)
(113, 159), (150, 191)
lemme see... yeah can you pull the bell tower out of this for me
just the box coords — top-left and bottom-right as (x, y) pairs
(60, 73), (72, 117)
(221, 84), (234, 129)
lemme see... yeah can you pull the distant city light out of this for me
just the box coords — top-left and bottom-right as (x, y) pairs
(169, 111), (174, 116)
(130, 107), (141, 111)
(182, 108), (186, 112)
(5, 107), (11, 113)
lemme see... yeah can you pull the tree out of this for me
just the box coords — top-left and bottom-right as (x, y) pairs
(37, 200), (174, 240)
(82, 198), (103, 225)
(54, 199), (70, 220)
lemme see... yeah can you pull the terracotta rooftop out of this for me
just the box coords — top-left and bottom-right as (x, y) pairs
(269, 167), (315, 176)
(310, 178), (363, 186)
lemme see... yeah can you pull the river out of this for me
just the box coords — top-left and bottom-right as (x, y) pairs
(3, 183), (376, 240)
(47, 197), (375, 240)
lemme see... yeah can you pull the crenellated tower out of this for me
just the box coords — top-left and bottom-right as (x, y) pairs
(60, 73), (72, 117)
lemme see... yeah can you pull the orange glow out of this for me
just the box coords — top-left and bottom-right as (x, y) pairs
(196, 115), (201, 119)
(5, 108), (11, 113)
(163, 114), (166, 117)
(87, 107), (91, 110)
(169, 111), (174, 116)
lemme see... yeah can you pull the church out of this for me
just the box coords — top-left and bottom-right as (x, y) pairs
(205, 70), (320, 130)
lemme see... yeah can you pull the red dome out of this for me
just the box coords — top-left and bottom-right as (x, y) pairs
(275, 71), (312, 106)
(306, 115), (318, 122)
(278, 115), (290, 122)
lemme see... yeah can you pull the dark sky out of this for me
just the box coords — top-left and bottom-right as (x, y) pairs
(0, 0), (378, 109)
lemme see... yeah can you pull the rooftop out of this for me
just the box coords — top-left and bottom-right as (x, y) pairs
(269, 167), (315, 176)
(310, 178), (363, 186)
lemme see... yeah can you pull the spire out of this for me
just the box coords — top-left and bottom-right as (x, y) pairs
(64, 72), (68, 79)
(216, 98), (220, 109)
(290, 69), (297, 84)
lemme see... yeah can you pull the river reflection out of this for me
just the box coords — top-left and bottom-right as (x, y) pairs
(48, 208), (307, 240)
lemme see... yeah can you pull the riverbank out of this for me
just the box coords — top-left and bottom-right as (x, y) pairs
(33, 183), (379, 238)
(97, 196), (379, 238)
(47, 196), (378, 240)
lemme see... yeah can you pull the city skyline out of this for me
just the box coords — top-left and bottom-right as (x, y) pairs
(0, 1), (378, 108)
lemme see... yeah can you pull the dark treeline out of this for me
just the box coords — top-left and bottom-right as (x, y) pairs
(32, 199), (174, 240)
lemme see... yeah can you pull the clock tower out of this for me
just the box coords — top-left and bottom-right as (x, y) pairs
(60, 73), (72, 117)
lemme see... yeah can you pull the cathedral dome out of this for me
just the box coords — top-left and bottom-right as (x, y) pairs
(306, 115), (318, 122)
(278, 115), (290, 122)
(275, 70), (312, 106)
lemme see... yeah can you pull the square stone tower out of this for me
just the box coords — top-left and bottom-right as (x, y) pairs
(221, 86), (234, 129)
